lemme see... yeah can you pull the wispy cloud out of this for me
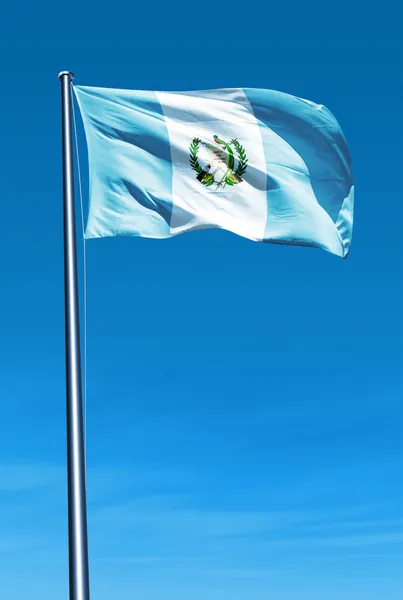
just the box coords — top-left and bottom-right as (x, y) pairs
(88, 491), (403, 573)
(0, 464), (63, 492)
(268, 532), (403, 549)
(1, 461), (402, 585)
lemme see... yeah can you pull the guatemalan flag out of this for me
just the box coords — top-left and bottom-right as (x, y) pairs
(73, 86), (354, 258)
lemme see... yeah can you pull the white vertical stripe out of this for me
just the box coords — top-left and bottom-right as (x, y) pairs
(156, 89), (267, 241)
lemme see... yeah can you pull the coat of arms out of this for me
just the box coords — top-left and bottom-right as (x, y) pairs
(189, 135), (248, 189)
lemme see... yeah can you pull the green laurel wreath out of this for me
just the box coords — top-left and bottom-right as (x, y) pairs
(189, 137), (203, 175)
(189, 137), (248, 186)
(232, 139), (248, 178)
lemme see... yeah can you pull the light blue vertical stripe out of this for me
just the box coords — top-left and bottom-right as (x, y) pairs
(73, 86), (173, 239)
(243, 88), (353, 255)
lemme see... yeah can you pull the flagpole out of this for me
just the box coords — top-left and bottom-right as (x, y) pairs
(58, 70), (91, 600)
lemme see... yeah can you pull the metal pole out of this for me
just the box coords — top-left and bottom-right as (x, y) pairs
(58, 70), (90, 600)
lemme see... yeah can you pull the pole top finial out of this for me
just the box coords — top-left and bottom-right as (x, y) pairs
(58, 71), (75, 81)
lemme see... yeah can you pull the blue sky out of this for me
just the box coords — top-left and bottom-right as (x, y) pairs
(0, 1), (402, 599)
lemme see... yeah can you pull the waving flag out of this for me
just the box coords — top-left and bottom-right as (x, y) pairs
(74, 86), (354, 257)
